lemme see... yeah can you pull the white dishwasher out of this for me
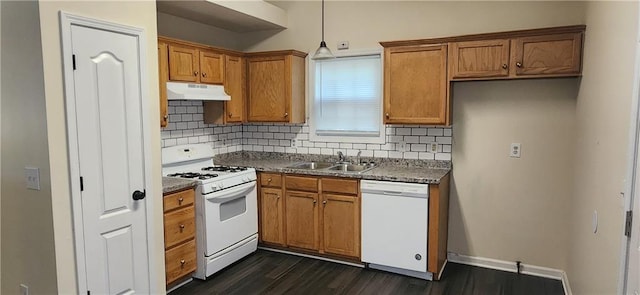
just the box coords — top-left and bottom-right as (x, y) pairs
(360, 180), (432, 280)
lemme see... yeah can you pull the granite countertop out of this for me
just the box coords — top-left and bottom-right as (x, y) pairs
(214, 152), (451, 184)
(162, 177), (198, 194)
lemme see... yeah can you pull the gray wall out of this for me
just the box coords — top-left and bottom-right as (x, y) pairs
(1, 1), (57, 294)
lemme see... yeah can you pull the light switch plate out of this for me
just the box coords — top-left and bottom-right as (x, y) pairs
(430, 143), (438, 153)
(25, 167), (40, 190)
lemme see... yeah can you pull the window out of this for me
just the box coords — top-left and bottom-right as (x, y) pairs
(309, 51), (385, 144)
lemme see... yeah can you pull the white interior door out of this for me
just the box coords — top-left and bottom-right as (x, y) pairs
(71, 24), (150, 294)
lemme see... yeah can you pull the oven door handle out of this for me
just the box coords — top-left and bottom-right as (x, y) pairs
(204, 181), (256, 203)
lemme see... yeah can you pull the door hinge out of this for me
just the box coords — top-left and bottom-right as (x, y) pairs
(80, 176), (84, 192)
(72, 54), (76, 70)
(625, 210), (633, 237)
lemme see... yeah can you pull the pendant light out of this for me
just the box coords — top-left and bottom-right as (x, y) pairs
(312, 0), (334, 60)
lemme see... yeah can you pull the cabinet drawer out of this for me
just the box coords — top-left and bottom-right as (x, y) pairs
(285, 175), (318, 192)
(260, 173), (282, 187)
(165, 239), (196, 285)
(164, 206), (196, 249)
(163, 189), (195, 212)
(322, 178), (358, 195)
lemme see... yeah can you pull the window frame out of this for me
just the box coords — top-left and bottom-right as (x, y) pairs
(308, 48), (386, 144)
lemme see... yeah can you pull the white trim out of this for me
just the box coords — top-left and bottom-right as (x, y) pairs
(258, 246), (365, 268)
(621, 5), (640, 294)
(447, 253), (571, 295)
(307, 48), (386, 144)
(59, 11), (160, 294)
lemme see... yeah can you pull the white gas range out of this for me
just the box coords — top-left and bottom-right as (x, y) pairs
(162, 144), (258, 280)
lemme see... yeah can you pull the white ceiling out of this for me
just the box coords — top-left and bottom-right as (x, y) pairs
(156, 0), (288, 33)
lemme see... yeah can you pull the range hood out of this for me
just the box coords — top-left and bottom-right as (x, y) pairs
(166, 82), (231, 101)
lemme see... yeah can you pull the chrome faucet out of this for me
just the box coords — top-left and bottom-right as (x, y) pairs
(356, 150), (362, 164)
(337, 151), (346, 163)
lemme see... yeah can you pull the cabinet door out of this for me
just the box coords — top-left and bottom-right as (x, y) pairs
(158, 41), (169, 127)
(384, 44), (448, 125)
(449, 39), (510, 79)
(511, 32), (582, 77)
(225, 55), (245, 123)
(199, 50), (224, 84)
(168, 44), (199, 82)
(322, 194), (360, 258)
(247, 56), (290, 122)
(285, 191), (319, 250)
(260, 187), (285, 245)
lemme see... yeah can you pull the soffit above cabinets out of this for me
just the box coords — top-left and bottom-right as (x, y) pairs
(156, 0), (288, 32)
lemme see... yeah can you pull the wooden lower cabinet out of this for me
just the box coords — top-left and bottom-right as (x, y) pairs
(258, 172), (360, 260)
(163, 188), (196, 286)
(260, 187), (285, 245)
(285, 191), (319, 251)
(322, 193), (360, 258)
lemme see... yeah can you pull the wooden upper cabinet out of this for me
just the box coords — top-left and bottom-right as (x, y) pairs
(449, 39), (510, 79)
(384, 44), (448, 125)
(199, 50), (224, 84)
(224, 55), (245, 123)
(247, 51), (306, 123)
(511, 32), (582, 77)
(168, 43), (225, 85)
(168, 44), (199, 82)
(158, 41), (169, 128)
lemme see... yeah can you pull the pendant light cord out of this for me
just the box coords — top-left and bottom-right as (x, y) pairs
(321, 0), (325, 42)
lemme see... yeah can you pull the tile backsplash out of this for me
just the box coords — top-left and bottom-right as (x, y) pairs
(161, 101), (452, 161)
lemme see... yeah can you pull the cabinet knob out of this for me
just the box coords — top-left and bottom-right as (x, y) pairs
(322, 200), (327, 205)
(276, 195), (280, 199)
(178, 197), (184, 204)
(180, 259), (185, 265)
(228, 113), (233, 117)
(194, 71), (199, 76)
(202, 72), (207, 78)
(502, 64), (508, 69)
(163, 115), (168, 120)
(516, 62), (522, 68)
(179, 224), (185, 230)
(313, 199), (317, 204)
(385, 113), (390, 118)
(284, 112), (289, 118)
(267, 178), (272, 182)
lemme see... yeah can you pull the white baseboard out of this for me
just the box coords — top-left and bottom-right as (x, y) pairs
(447, 252), (572, 295)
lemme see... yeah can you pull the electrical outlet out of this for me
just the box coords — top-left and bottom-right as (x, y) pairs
(291, 139), (297, 147)
(20, 284), (28, 295)
(337, 41), (349, 50)
(510, 143), (521, 158)
(430, 143), (438, 153)
(398, 141), (407, 152)
(24, 167), (40, 190)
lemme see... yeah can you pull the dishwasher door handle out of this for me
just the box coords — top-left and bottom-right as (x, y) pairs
(382, 190), (404, 196)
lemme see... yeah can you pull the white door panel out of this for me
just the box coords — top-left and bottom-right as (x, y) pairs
(71, 24), (149, 294)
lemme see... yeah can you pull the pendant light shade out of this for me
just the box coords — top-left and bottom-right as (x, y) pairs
(312, 0), (334, 60)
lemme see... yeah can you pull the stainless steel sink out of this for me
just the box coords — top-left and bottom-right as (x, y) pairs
(327, 163), (376, 173)
(285, 162), (335, 170)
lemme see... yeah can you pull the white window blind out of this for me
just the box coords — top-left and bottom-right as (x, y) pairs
(314, 54), (382, 136)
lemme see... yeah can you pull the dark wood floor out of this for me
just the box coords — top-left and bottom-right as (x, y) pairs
(171, 250), (564, 295)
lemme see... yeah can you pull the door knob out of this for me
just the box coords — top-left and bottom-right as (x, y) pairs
(132, 190), (146, 201)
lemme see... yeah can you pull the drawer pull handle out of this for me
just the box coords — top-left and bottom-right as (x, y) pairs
(178, 197), (184, 204)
